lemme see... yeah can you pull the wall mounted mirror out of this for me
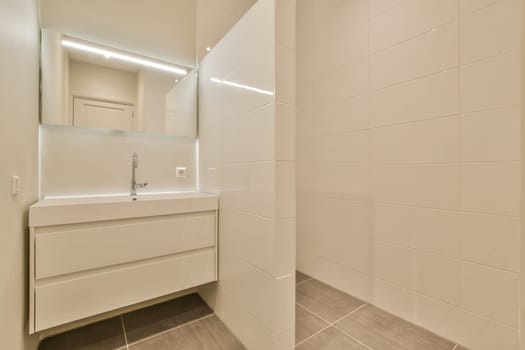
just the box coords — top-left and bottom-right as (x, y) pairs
(39, 0), (197, 137)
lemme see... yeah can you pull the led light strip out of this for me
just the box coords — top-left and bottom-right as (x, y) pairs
(61, 39), (187, 76)
(210, 77), (274, 96)
(44, 190), (197, 200)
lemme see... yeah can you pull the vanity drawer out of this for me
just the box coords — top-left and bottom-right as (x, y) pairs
(35, 211), (216, 279)
(34, 248), (215, 331)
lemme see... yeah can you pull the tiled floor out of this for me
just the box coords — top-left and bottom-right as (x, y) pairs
(38, 293), (245, 350)
(38, 276), (470, 350)
(295, 271), (468, 350)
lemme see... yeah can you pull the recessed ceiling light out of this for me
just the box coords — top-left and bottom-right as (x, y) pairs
(206, 46), (211, 52)
(61, 39), (187, 76)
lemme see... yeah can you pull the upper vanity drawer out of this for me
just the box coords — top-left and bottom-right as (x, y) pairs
(35, 212), (216, 279)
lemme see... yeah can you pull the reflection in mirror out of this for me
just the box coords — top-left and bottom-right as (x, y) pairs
(41, 30), (197, 137)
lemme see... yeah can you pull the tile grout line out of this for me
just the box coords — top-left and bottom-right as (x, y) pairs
(295, 302), (371, 349)
(125, 313), (216, 347)
(120, 315), (129, 350)
(294, 324), (332, 347)
(331, 325), (374, 350)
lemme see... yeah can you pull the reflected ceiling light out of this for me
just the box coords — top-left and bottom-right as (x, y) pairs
(206, 46), (211, 52)
(61, 39), (187, 76)
(210, 77), (274, 96)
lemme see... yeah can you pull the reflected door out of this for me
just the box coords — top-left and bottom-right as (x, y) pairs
(73, 97), (133, 131)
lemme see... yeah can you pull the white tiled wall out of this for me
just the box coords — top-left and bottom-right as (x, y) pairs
(198, 0), (296, 349)
(296, 0), (521, 348)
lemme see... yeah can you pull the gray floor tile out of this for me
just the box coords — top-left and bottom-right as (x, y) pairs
(129, 316), (245, 350)
(296, 327), (368, 350)
(296, 271), (311, 284)
(335, 305), (454, 350)
(122, 293), (213, 343)
(296, 305), (329, 344)
(195, 315), (246, 349)
(38, 317), (126, 350)
(296, 279), (365, 323)
(128, 323), (208, 350)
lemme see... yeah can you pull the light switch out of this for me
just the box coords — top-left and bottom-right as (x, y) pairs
(176, 167), (187, 178)
(11, 175), (20, 195)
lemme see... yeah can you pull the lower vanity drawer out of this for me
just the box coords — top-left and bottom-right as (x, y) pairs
(34, 248), (215, 332)
(35, 211), (216, 279)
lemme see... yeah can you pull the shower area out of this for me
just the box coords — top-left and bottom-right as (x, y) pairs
(296, 0), (522, 349)
(198, 0), (522, 349)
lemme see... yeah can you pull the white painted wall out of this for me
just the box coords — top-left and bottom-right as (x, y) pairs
(69, 60), (138, 106)
(296, 1), (522, 349)
(0, 0), (40, 349)
(198, 0), (296, 349)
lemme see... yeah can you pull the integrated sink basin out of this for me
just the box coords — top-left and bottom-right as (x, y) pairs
(30, 192), (218, 226)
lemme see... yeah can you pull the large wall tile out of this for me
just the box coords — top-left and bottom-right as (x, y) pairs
(460, 0), (521, 64)
(374, 241), (413, 289)
(370, 164), (460, 209)
(374, 204), (461, 257)
(370, 0), (401, 18)
(369, 116), (459, 164)
(319, 94), (370, 133)
(369, 69), (459, 127)
(458, 213), (520, 272)
(460, 262), (519, 328)
(414, 294), (461, 342)
(370, 21), (458, 89)
(370, 0), (457, 52)
(456, 310), (519, 350)
(414, 252), (460, 305)
(460, 106), (520, 162)
(372, 278), (415, 322)
(460, 161), (520, 216)
(460, 51), (521, 113)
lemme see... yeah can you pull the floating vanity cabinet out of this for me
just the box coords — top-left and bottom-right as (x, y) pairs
(28, 193), (218, 333)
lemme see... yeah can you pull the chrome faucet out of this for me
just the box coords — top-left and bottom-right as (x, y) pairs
(131, 152), (148, 196)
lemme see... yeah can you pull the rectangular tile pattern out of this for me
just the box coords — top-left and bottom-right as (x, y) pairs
(296, 327), (367, 350)
(335, 305), (453, 350)
(38, 293), (244, 350)
(129, 315), (245, 350)
(295, 271), (465, 350)
(296, 279), (366, 322)
(295, 305), (329, 344)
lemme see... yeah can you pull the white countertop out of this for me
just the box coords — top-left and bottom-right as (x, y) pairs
(30, 192), (219, 227)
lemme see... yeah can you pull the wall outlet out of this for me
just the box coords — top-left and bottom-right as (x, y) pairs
(176, 167), (187, 178)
